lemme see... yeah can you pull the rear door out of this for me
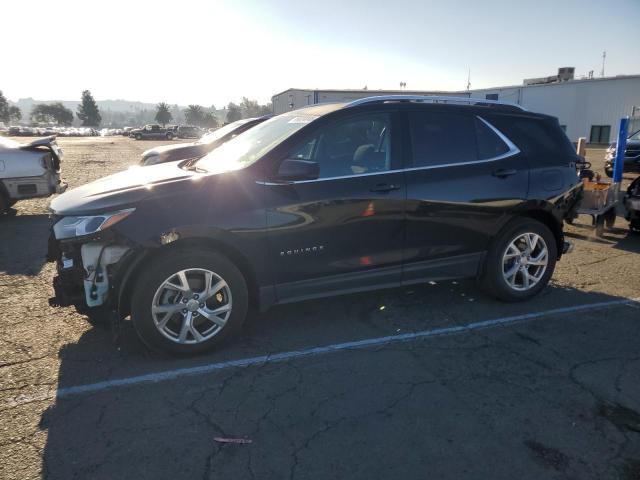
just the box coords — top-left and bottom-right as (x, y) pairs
(402, 108), (529, 282)
(264, 110), (406, 302)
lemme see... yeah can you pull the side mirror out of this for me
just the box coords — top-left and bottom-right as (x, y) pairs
(276, 159), (319, 181)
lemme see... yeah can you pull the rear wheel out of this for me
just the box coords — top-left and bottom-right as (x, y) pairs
(131, 249), (248, 355)
(480, 218), (557, 302)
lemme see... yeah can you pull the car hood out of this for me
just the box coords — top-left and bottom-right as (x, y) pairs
(143, 142), (198, 156)
(610, 139), (640, 149)
(50, 161), (200, 215)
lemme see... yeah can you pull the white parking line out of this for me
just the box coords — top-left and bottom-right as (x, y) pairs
(4, 297), (638, 407)
(49, 297), (639, 400)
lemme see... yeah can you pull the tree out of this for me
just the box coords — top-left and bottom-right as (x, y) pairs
(226, 102), (241, 123)
(30, 103), (74, 125)
(76, 90), (101, 126)
(184, 104), (204, 126)
(0, 91), (9, 124)
(155, 102), (172, 126)
(8, 106), (21, 123)
(202, 112), (219, 129)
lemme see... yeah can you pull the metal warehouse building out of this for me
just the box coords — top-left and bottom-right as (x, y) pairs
(272, 71), (640, 143)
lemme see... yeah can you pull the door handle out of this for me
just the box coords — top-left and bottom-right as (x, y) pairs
(492, 168), (517, 178)
(370, 183), (401, 193)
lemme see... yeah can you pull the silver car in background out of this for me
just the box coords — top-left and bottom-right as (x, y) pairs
(0, 136), (67, 213)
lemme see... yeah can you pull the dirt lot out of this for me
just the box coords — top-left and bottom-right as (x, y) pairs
(1, 136), (639, 479)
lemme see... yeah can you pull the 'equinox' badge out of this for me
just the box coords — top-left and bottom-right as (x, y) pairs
(280, 245), (324, 256)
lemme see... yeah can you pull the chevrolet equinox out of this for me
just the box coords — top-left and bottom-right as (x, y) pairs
(48, 96), (582, 354)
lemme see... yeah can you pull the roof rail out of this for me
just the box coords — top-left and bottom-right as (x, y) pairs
(345, 95), (527, 111)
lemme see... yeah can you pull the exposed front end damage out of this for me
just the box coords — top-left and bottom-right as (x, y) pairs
(48, 233), (133, 314)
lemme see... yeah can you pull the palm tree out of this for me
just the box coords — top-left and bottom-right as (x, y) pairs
(184, 105), (204, 126)
(155, 102), (172, 126)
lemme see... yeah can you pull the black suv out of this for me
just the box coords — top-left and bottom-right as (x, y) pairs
(48, 96), (582, 354)
(604, 129), (640, 177)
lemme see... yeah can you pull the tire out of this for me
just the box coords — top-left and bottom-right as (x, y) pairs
(166, 132), (174, 140)
(135, 133), (142, 140)
(131, 248), (248, 355)
(479, 218), (557, 302)
(604, 167), (613, 178)
(0, 192), (8, 214)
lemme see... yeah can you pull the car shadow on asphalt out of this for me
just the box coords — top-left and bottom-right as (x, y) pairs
(565, 223), (640, 254)
(0, 214), (49, 275)
(37, 282), (637, 478)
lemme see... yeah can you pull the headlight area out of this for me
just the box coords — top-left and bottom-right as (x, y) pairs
(49, 209), (135, 310)
(53, 209), (135, 240)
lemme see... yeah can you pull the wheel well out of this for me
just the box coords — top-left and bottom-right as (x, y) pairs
(117, 237), (259, 317)
(520, 210), (563, 256)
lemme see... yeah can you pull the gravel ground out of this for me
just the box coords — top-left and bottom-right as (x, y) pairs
(0, 136), (638, 479)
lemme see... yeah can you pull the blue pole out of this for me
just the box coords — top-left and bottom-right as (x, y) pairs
(613, 117), (628, 184)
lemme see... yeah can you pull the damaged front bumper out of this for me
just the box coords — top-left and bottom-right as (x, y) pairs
(47, 231), (134, 312)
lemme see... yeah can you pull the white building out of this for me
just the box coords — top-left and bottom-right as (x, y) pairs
(271, 73), (640, 143)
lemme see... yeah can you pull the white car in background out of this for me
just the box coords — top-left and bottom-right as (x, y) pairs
(0, 136), (67, 214)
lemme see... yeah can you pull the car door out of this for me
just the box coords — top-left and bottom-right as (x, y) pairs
(263, 110), (406, 303)
(402, 108), (529, 283)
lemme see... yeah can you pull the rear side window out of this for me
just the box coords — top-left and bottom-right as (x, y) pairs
(487, 115), (575, 157)
(409, 111), (477, 167)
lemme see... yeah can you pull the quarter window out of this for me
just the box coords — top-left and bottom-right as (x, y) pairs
(289, 114), (391, 179)
(475, 117), (510, 159)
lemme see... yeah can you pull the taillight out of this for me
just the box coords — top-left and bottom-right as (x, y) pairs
(41, 153), (52, 169)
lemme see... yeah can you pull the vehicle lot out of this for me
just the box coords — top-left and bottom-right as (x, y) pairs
(1, 136), (639, 479)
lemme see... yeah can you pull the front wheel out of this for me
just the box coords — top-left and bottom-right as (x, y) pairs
(135, 133), (142, 140)
(479, 218), (557, 302)
(131, 249), (248, 355)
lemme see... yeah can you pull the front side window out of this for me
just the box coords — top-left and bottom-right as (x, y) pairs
(409, 111), (477, 167)
(289, 113), (391, 179)
(195, 114), (318, 173)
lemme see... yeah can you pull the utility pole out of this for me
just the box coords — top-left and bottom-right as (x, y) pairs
(601, 51), (606, 78)
(466, 69), (471, 92)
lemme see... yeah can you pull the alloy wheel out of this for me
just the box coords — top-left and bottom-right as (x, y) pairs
(501, 232), (549, 291)
(151, 268), (232, 344)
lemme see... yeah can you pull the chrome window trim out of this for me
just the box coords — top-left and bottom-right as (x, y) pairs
(258, 116), (520, 185)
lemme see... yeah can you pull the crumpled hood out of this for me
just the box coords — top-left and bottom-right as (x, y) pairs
(50, 161), (199, 215)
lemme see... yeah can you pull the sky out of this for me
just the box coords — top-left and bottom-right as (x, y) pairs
(2, 0), (639, 107)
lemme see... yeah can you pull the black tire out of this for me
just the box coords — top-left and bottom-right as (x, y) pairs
(479, 217), (557, 302)
(604, 167), (613, 178)
(0, 192), (8, 214)
(604, 208), (616, 229)
(131, 248), (248, 355)
(135, 133), (142, 140)
(166, 132), (174, 140)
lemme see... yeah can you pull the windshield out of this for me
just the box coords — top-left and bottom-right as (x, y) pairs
(629, 129), (640, 141)
(197, 120), (250, 145)
(195, 114), (318, 173)
(0, 137), (20, 148)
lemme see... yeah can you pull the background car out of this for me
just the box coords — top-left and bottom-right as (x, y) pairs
(140, 116), (271, 166)
(176, 125), (204, 139)
(0, 136), (66, 213)
(604, 128), (640, 176)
